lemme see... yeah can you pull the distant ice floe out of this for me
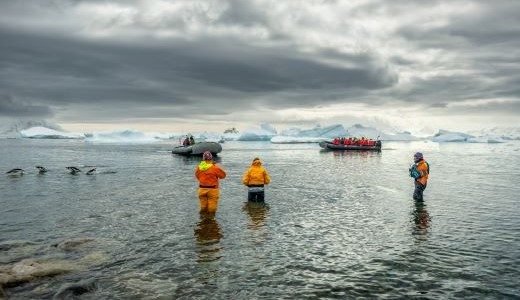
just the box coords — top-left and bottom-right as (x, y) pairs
(467, 135), (506, 143)
(431, 130), (505, 143)
(271, 124), (346, 143)
(0, 120), (64, 138)
(84, 130), (172, 143)
(345, 124), (421, 141)
(19, 126), (84, 139)
(193, 132), (225, 143)
(271, 136), (326, 144)
(431, 129), (474, 142)
(238, 123), (277, 141)
(471, 127), (520, 141)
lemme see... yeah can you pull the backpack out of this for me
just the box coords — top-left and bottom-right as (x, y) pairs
(409, 161), (430, 179)
(409, 164), (421, 179)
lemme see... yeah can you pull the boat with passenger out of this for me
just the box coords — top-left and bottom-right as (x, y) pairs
(172, 134), (222, 156)
(319, 137), (382, 151)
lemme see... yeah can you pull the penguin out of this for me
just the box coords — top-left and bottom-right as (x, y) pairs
(6, 168), (24, 176)
(66, 166), (81, 175)
(36, 166), (48, 174)
(86, 168), (96, 175)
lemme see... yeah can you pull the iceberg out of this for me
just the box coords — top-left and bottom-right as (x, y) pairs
(384, 131), (421, 141)
(281, 124), (347, 138)
(471, 127), (520, 141)
(0, 120), (63, 138)
(431, 130), (475, 142)
(467, 135), (506, 143)
(19, 126), (84, 139)
(271, 124), (346, 143)
(238, 123), (277, 141)
(85, 130), (171, 143)
(345, 124), (420, 141)
(270, 136), (326, 144)
(193, 131), (225, 143)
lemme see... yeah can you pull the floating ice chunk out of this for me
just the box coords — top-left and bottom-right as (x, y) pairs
(19, 127), (84, 139)
(346, 124), (420, 141)
(238, 123), (277, 141)
(280, 124), (347, 138)
(467, 135), (506, 143)
(431, 130), (474, 142)
(85, 130), (170, 143)
(270, 136), (326, 144)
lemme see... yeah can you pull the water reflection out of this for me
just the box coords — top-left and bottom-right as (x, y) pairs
(194, 213), (222, 263)
(242, 202), (270, 246)
(411, 201), (431, 239)
(242, 202), (269, 230)
(320, 149), (382, 159)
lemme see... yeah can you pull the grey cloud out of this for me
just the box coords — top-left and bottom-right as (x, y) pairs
(0, 0), (519, 127)
(430, 102), (448, 108)
(0, 25), (396, 122)
(0, 94), (53, 117)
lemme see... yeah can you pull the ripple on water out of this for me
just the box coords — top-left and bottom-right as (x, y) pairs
(1, 140), (520, 298)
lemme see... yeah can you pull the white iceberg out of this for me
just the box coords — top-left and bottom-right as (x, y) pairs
(281, 124), (347, 138)
(271, 124), (346, 143)
(19, 126), (84, 139)
(345, 124), (420, 141)
(431, 130), (475, 142)
(467, 135), (506, 143)
(238, 123), (277, 141)
(271, 136), (326, 144)
(193, 131), (225, 143)
(85, 130), (170, 143)
(0, 120), (63, 138)
(384, 131), (421, 141)
(471, 127), (520, 141)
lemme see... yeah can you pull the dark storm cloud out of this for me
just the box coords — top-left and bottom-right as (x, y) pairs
(0, 25), (395, 121)
(0, 0), (519, 125)
(0, 94), (53, 117)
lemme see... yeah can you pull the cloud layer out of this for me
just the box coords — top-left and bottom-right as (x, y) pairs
(0, 0), (519, 130)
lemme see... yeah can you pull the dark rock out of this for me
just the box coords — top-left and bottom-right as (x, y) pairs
(53, 278), (97, 300)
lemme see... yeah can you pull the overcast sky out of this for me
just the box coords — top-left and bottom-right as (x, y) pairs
(1, 0), (519, 133)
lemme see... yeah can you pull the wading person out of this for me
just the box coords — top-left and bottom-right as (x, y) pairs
(195, 151), (226, 214)
(242, 157), (271, 202)
(409, 152), (429, 201)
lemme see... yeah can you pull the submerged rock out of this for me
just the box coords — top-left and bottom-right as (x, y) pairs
(0, 259), (76, 286)
(53, 278), (97, 300)
(53, 238), (94, 251)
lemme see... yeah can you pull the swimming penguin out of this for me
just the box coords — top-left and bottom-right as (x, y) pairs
(6, 168), (24, 176)
(86, 168), (96, 175)
(66, 166), (81, 175)
(36, 166), (48, 174)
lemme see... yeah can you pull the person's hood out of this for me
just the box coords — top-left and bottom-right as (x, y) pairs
(251, 159), (262, 166)
(198, 161), (213, 171)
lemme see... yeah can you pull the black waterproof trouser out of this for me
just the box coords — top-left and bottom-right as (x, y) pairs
(248, 191), (265, 202)
(248, 185), (265, 202)
(413, 181), (427, 201)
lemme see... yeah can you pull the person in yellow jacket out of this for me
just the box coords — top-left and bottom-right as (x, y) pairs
(242, 157), (271, 202)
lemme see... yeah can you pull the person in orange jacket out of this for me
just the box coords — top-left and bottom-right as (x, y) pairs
(242, 157), (271, 202)
(195, 151), (226, 213)
(409, 152), (429, 201)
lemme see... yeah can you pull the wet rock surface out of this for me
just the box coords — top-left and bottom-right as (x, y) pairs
(53, 278), (97, 300)
(0, 237), (108, 298)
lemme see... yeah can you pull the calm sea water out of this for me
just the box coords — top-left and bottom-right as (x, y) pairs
(1, 139), (519, 299)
